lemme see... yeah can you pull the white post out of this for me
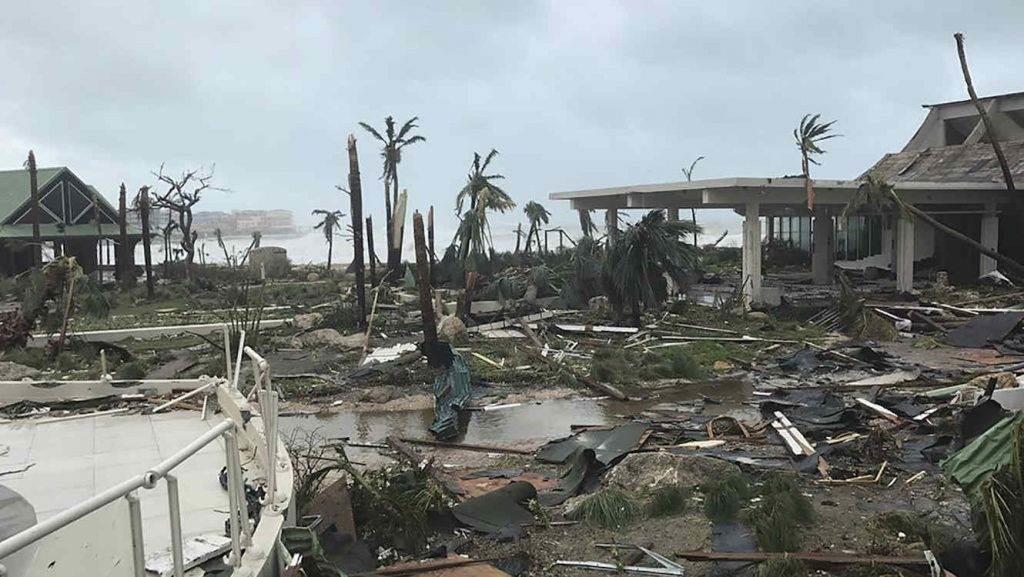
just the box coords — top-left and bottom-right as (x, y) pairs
(222, 325), (233, 383)
(125, 492), (145, 577)
(166, 475), (184, 577)
(666, 208), (679, 222)
(880, 218), (894, 269)
(980, 203), (999, 277)
(812, 206), (833, 285)
(741, 202), (762, 307)
(896, 214), (915, 293)
(605, 208), (619, 242)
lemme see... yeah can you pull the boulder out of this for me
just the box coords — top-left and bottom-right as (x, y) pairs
(293, 313), (324, 330)
(306, 272), (321, 282)
(604, 452), (739, 493)
(291, 328), (364, 350)
(437, 315), (467, 342)
(0, 361), (40, 380)
(248, 246), (290, 278)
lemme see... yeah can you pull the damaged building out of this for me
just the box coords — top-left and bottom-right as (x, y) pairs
(550, 91), (1024, 305)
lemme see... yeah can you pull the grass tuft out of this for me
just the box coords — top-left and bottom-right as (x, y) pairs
(646, 484), (691, 518)
(702, 471), (751, 522)
(755, 558), (808, 577)
(568, 489), (644, 530)
(747, 473), (815, 552)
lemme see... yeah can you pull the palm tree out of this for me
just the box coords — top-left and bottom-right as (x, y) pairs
(681, 156), (704, 247)
(795, 114), (839, 210)
(313, 209), (345, 273)
(605, 210), (701, 326)
(454, 150), (515, 262)
(523, 201), (551, 253)
(359, 116), (425, 273)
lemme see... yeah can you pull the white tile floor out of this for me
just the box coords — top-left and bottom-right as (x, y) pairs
(0, 411), (231, 555)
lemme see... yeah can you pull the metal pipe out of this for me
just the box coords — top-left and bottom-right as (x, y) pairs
(125, 492), (146, 577)
(144, 419), (234, 487)
(100, 349), (108, 378)
(269, 391), (279, 505)
(232, 330), (246, 390)
(34, 407), (129, 424)
(222, 324), (233, 383)
(224, 431), (243, 566)
(151, 381), (217, 414)
(0, 474), (147, 558)
(166, 475), (185, 577)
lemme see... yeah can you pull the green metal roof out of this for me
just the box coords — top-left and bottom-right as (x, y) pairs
(0, 223), (143, 240)
(0, 166), (67, 219)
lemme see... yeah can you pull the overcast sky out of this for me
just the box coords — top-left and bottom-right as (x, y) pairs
(1, 1), (1020, 253)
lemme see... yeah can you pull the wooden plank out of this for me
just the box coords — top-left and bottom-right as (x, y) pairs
(673, 550), (929, 567)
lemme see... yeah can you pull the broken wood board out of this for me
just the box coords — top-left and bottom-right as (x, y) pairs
(771, 411), (815, 456)
(357, 556), (510, 576)
(467, 310), (568, 333)
(854, 398), (901, 423)
(845, 369), (921, 387)
(553, 324), (640, 334)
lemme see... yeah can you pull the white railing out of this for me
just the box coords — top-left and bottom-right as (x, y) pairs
(0, 330), (292, 577)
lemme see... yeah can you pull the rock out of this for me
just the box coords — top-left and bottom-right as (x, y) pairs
(437, 315), (467, 342)
(604, 452), (740, 493)
(356, 385), (402, 404)
(0, 361), (40, 380)
(307, 272), (321, 282)
(293, 313), (324, 330)
(746, 311), (769, 320)
(712, 360), (734, 372)
(291, 328), (364, 350)
(964, 371), (1018, 391)
(588, 296), (610, 314)
(524, 284), (538, 304)
(248, 246), (290, 278)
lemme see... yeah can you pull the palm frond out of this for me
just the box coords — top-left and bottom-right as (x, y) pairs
(358, 122), (385, 143)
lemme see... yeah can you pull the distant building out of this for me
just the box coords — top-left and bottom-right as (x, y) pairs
(192, 209), (297, 237)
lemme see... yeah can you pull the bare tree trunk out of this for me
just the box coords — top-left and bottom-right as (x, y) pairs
(326, 237), (333, 272)
(427, 206), (435, 262)
(347, 135), (367, 328)
(391, 165), (405, 273)
(366, 216), (377, 286)
(803, 156), (814, 210)
(955, 33), (1015, 193)
(118, 183), (129, 287)
(515, 223), (522, 254)
(412, 211), (437, 346)
(27, 151), (41, 266)
(525, 222), (535, 253)
(139, 188), (154, 298)
(691, 208), (699, 247)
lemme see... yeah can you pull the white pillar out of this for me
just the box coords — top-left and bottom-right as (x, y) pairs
(812, 206), (833, 285)
(741, 201), (762, 307)
(880, 218), (894, 269)
(666, 208), (680, 221)
(605, 208), (619, 242)
(895, 214), (915, 293)
(980, 203), (999, 277)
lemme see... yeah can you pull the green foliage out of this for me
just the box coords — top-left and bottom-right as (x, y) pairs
(794, 113), (839, 167)
(869, 511), (951, 554)
(605, 209), (701, 325)
(114, 360), (148, 380)
(560, 236), (604, 308)
(971, 417), (1024, 577)
(756, 558), (808, 577)
(53, 351), (80, 372)
(317, 301), (364, 333)
(568, 489), (644, 530)
(1, 347), (47, 369)
(639, 347), (704, 380)
(646, 484), (691, 518)
(702, 471), (751, 522)
(747, 473), (815, 553)
(454, 149), (514, 264)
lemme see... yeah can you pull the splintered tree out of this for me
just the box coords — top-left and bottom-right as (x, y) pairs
(118, 183), (129, 287)
(312, 209), (344, 273)
(136, 186), (155, 298)
(151, 165), (220, 281)
(359, 116), (426, 276)
(347, 134), (367, 327)
(794, 115), (839, 210)
(26, 151), (42, 265)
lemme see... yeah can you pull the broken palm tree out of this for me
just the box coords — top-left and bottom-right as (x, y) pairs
(836, 272), (898, 341)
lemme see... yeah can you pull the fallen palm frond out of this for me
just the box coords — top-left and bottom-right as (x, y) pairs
(838, 272), (897, 341)
(568, 489), (644, 530)
(972, 417), (1024, 577)
(702, 471), (752, 522)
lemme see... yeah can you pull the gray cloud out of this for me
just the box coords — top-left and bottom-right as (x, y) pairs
(1, 0), (1020, 252)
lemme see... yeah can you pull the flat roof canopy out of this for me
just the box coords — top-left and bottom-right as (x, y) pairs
(549, 177), (1017, 212)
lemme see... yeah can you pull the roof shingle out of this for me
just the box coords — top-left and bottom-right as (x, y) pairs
(862, 141), (1024, 184)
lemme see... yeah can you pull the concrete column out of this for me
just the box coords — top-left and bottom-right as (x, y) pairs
(880, 219), (894, 269)
(812, 206), (833, 285)
(666, 208), (679, 221)
(605, 208), (619, 242)
(895, 215), (915, 293)
(741, 201), (762, 307)
(980, 203), (998, 277)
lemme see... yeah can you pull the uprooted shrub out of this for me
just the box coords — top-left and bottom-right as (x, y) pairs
(646, 484), (691, 518)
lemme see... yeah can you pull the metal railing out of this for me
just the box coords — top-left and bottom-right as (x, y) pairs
(0, 329), (286, 577)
